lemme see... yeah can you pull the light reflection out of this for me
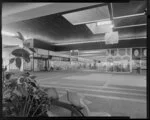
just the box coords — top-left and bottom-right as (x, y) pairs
(2, 31), (16, 37)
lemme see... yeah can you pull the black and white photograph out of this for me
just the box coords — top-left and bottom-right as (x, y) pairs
(2, 1), (147, 118)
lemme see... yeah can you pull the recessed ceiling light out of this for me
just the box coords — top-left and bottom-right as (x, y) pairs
(97, 20), (112, 26)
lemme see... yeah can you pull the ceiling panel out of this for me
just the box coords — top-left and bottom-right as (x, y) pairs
(62, 4), (110, 25)
(3, 3), (100, 24)
(112, 0), (146, 17)
(2, 3), (53, 17)
(3, 14), (93, 42)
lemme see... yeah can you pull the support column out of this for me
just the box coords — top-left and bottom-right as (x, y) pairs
(130, 48), (132, 73)
(20, 58), (24, 71)
(33, 52), (34, 72)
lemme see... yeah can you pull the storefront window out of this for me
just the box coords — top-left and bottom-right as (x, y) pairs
(119, 48), (126, 56)
(111, 49), (117, 56)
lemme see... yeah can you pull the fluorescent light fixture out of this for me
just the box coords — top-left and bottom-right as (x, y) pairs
(2, 31), (16, 37)
(97, 20), (112, 26)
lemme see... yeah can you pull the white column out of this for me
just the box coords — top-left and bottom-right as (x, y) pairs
(130, 48), (132, 72)
(20, 58), (24, 71)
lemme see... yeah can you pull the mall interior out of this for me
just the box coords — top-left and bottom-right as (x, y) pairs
(2, 2), (147, 74)
(2, 1), (147, 118)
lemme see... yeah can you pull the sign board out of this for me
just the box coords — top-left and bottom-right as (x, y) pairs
(23, 39), (34, 48)
(105, 31), (119, 44)
(141, 48), (147, 58)
(70, 50), (79, 56)
(132, 48), (141, 59)
(37, 49), (48, 55)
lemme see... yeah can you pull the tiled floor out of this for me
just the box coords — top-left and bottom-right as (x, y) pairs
(10, 70), (147, 118)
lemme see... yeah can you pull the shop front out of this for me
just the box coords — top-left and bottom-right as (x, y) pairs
(132, 47), (147, 74)
(105, 48), (131, 73)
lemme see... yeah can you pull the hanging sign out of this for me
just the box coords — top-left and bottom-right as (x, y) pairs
(105, 31), (119, 44)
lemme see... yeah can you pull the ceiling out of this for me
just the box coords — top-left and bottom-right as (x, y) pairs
(2, 1), (147, 59)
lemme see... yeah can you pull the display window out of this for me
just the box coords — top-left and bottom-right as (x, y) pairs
(37, 59), (45, 71)
(107, 57), (113, 72)
(23, 58), (32, 71)
(111, 49), (117, 56)
(106, 55), (131, 73)
(132, 48), (141, 59)
(118, 48), (126, 56)
(141, 48), (146, 58)
(132, 60), (140, 69)
(127, 48), (131, 56)
(141, 59), (146, 70)
(121, 60), (130, 72)
(113, 57), (121, 72)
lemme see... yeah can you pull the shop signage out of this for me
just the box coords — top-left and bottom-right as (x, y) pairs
(70, 50), (79, 56)
(141, 48), (146, 58)
(51, 56), (61, 61)
(105, 31), (119, 44)
(51, 56), (70, 61)
(38, 49), (48, 55)
(132, 48), (141, 59)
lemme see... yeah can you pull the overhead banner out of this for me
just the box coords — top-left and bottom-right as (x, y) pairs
(105, 31), (119, 44)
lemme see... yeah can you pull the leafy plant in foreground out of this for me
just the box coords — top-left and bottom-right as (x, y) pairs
(3, 72), (51, 117)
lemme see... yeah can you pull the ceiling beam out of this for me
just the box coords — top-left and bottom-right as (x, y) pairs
(54, 36), (146, 46)
(114, 24), (146, 29)
(113, 12), (145, 19)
